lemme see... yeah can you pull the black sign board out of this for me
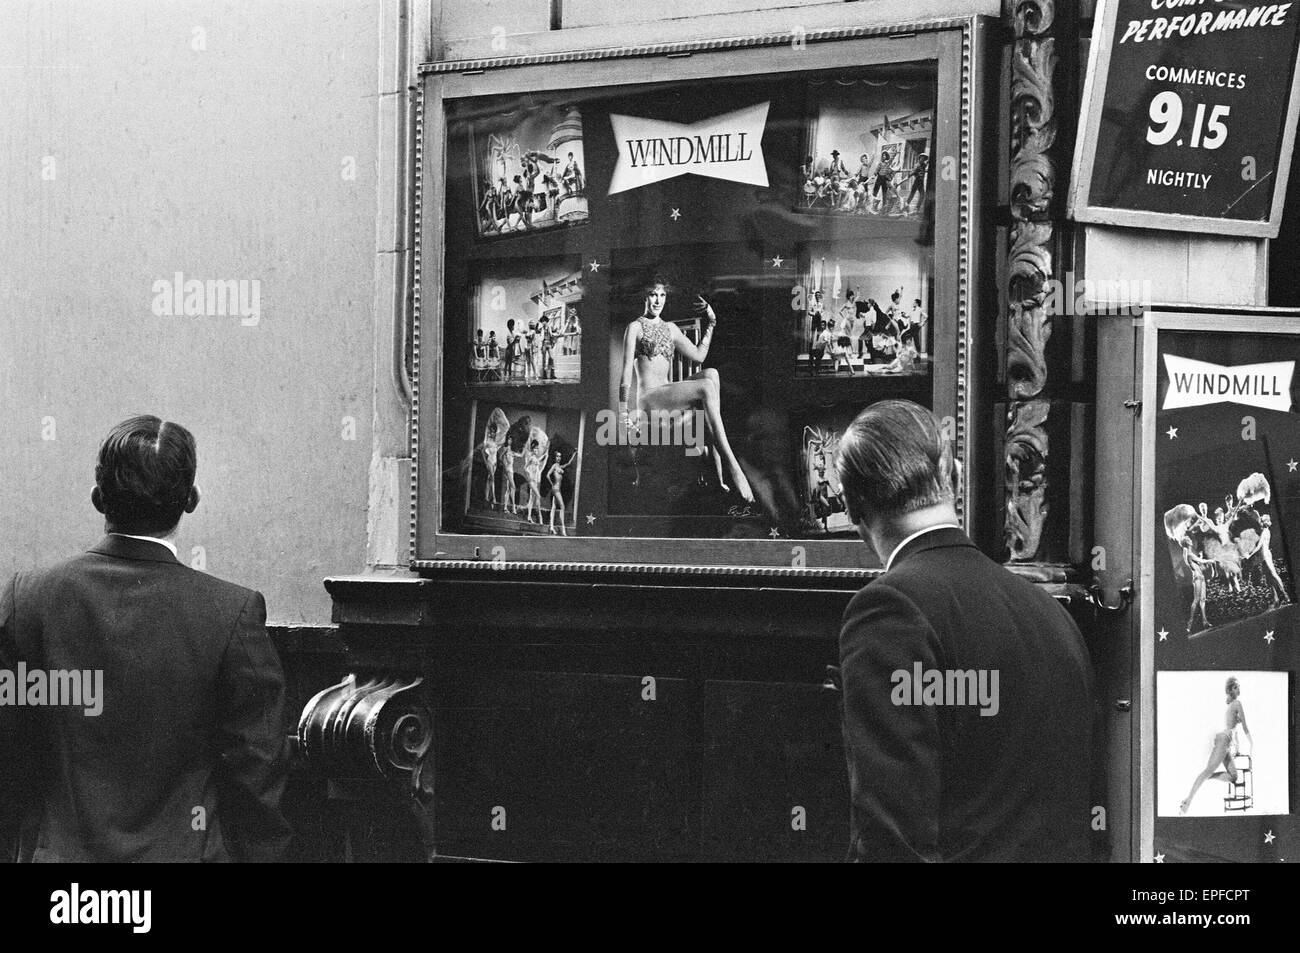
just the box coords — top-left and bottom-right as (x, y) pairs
(1071, 0), (1300, 238)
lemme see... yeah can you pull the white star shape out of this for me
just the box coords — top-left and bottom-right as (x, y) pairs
(1154, 852), (1165, 863)
(1158, 628), (1169, 641)
(1265, 630), (1275, 644)
(1166, 426), (1178, 440)
(586, 514), (596, 525)
(769, 527), (780, 539)
(1289, 459), (1298, 472)
(770, 255), (784, 268)
(589, 260), (601, 273)
(1265, 830), (1276, 844)
(670, 208), (681, 221)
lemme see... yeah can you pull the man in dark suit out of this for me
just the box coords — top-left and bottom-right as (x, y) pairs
(0, 415), (291, 862)
(835, 400), (1093, 862)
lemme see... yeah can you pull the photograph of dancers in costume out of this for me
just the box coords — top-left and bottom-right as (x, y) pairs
(801, 425), (851, 535)
(789, 402), (926, 537)
(471, 104), (588, 238)
(1161, 471), (1292, 635)
(615, 275), (753, 505)
(793, 246), (931, 379)
(466, 261), (582, 386)
(1156, 671), (1289, 818)
(796, 75), (934, 220)
(462, 402), (584, 535)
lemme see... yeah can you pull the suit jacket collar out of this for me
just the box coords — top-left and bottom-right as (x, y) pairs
(887, 526), (977, 570)
(89, 534), (181, 565)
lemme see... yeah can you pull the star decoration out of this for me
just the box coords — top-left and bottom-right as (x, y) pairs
(1265, 630), (1275, 644)
(589, 260), (601, 273)
(1154, 853), (1165, 863)
(770, 255), (784, 268)
(769, 527), (780, 539)
(670, 208), (681, 221)
(1166, 426), (1178, 440)
(1289, 459), (1298, 472)
(1265, 830), (1276, 844)
(586, 514), (596, 525)
(1158, 628), (1169, 642)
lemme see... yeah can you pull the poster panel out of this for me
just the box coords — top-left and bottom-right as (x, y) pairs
(1144, 312), (1300, 862)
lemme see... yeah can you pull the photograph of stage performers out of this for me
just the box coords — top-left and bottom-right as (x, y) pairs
(467, 260), (582, 386)
(473, 104), (588, 238)
(1162, 470), (1292, 635)
(794, 246), (931, 378)
(464, 403), (583, 535)
(796, 75), (935, 220)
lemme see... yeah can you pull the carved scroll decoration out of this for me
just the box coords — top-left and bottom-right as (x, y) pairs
(1004, 0), (1060, 560)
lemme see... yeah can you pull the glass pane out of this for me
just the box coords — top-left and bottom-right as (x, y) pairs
(440, 61), (938, 542)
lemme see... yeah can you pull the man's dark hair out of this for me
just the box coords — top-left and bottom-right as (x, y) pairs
(835, 400), (954, 524)
(95, 415), (197, 534)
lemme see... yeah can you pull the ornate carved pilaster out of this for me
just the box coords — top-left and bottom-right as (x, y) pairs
(1004, 0), (1062, 561)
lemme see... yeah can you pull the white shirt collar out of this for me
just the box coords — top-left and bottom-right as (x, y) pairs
(110, 533), (179, 558)
(885, 523), (961, 572)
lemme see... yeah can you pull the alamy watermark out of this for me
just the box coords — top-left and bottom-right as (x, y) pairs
(891, 662), (999, 717)
(0, 664), (103, 716)
(151, 271), (261, 325)
(1042, 270), (1152, 317)
(50, 884), (150, 933)
(594, 407), (705, 455)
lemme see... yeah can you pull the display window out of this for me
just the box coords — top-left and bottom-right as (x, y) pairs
(415, 27), (983, 570)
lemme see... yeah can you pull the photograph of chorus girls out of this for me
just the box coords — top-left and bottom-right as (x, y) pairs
(470, 103), (588, 239)
(793, 242), (931, 379)
(1160, 454), (1294, 636)
(1156, 671), (1290, 818)
(466, 257), (583, 386)
(461, 402), (585, 536)
(795, 75), (934, 220)
(606, 246), (767, 524)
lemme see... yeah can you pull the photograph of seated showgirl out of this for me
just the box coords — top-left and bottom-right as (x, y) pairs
(461, 403), (584, 535)
(610, 272), (758, 519)
(793, 245), (931, 379)
(1157, 671), (1290, 819)
(1162, 470), (1293, 636)
(1178, 675), (1251, 816)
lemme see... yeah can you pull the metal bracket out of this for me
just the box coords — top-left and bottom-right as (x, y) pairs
(1084, 580), (1134, 614)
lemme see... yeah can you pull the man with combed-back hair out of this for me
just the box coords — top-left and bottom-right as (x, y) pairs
(0, 415), (291, 862)
(835, 400), (1094, 862)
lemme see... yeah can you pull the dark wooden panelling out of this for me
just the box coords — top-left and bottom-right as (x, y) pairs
(431, 672), (696, 861)
(702, 680), (848, 862)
